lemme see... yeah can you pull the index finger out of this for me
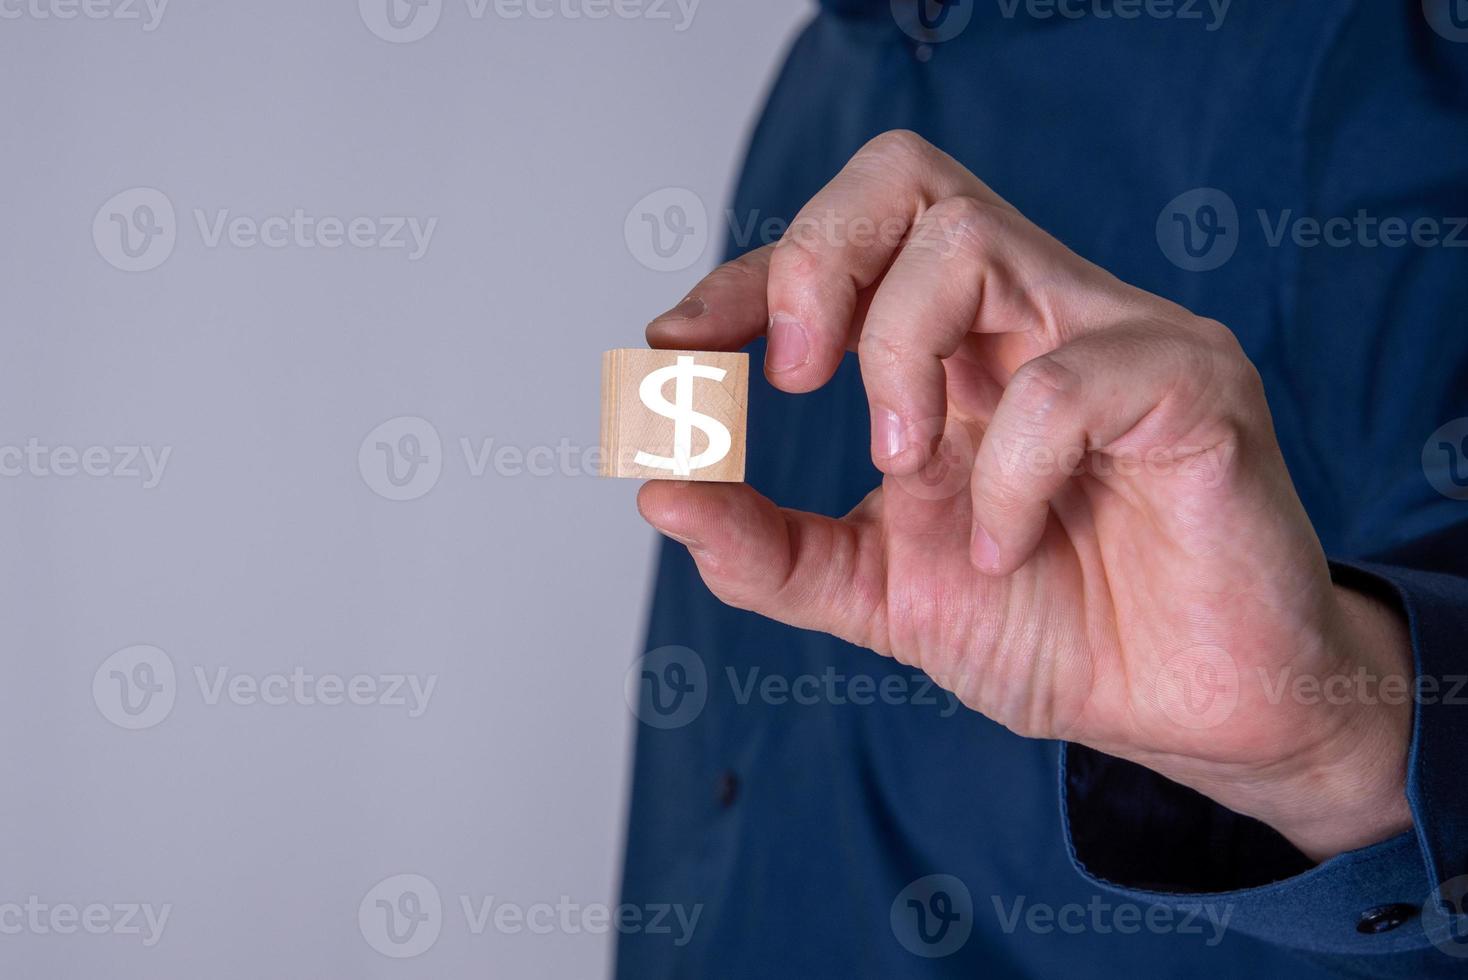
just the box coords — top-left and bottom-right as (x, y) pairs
(645, 245), (774, 352)
(764, 130), (1013, 393)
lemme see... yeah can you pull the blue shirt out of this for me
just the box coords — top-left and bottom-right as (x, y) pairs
(617, 2), (1468, 976)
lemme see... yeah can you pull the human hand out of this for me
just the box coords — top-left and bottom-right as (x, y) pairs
(638, 131), (1412, 862)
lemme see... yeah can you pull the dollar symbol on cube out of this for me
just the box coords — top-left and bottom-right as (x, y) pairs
(635, 355), (733, 477)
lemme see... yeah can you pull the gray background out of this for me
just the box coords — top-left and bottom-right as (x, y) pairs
(0, 1), (808, 975)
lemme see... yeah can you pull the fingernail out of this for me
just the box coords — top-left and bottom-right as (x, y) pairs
(971, 523), (1000, 571)
(765, 313), (810, 373)
(665, 296), (706, 321)
(874, 407), (907, 459)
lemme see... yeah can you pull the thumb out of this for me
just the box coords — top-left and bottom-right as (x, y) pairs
(637, 481), (884, 651)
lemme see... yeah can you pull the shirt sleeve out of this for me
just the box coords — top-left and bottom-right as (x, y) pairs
(1060, 557), (1468, 977)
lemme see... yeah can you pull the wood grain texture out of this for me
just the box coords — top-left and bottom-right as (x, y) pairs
(600, 349), (748, 482)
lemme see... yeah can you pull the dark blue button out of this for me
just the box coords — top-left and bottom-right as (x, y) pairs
(1356, 904), (1418, 934)
(716, 770), (739, 809)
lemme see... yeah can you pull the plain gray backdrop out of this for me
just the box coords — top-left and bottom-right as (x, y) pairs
(0, 1), (809, 975)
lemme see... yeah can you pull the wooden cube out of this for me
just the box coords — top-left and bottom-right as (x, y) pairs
(600, 348), (748, 482)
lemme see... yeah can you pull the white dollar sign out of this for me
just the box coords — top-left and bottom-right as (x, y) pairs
(635, 355), (732, 476)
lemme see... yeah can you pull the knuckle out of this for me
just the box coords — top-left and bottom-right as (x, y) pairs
(857, 329), (908, 371)
(915, 196), (1000, 258)
(1190, 315), (1241, 352)
(1190, 318), (1265, 405)
(706, 255), (762, 291)
(1234, 354), (1266, 402)
(1008, 356), (1083, 426)
(772, 227), (825, 280)
(925, 195), (996, 233)
(859, 129), (935, 171)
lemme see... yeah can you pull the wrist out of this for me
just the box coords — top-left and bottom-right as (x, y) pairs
(1259, 585), (1414, 862)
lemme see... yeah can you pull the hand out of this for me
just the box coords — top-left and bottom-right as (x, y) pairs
(638, 131), (1412, 862)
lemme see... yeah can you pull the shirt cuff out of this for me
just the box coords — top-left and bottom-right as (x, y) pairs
(1058, 559), (1468, 965)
